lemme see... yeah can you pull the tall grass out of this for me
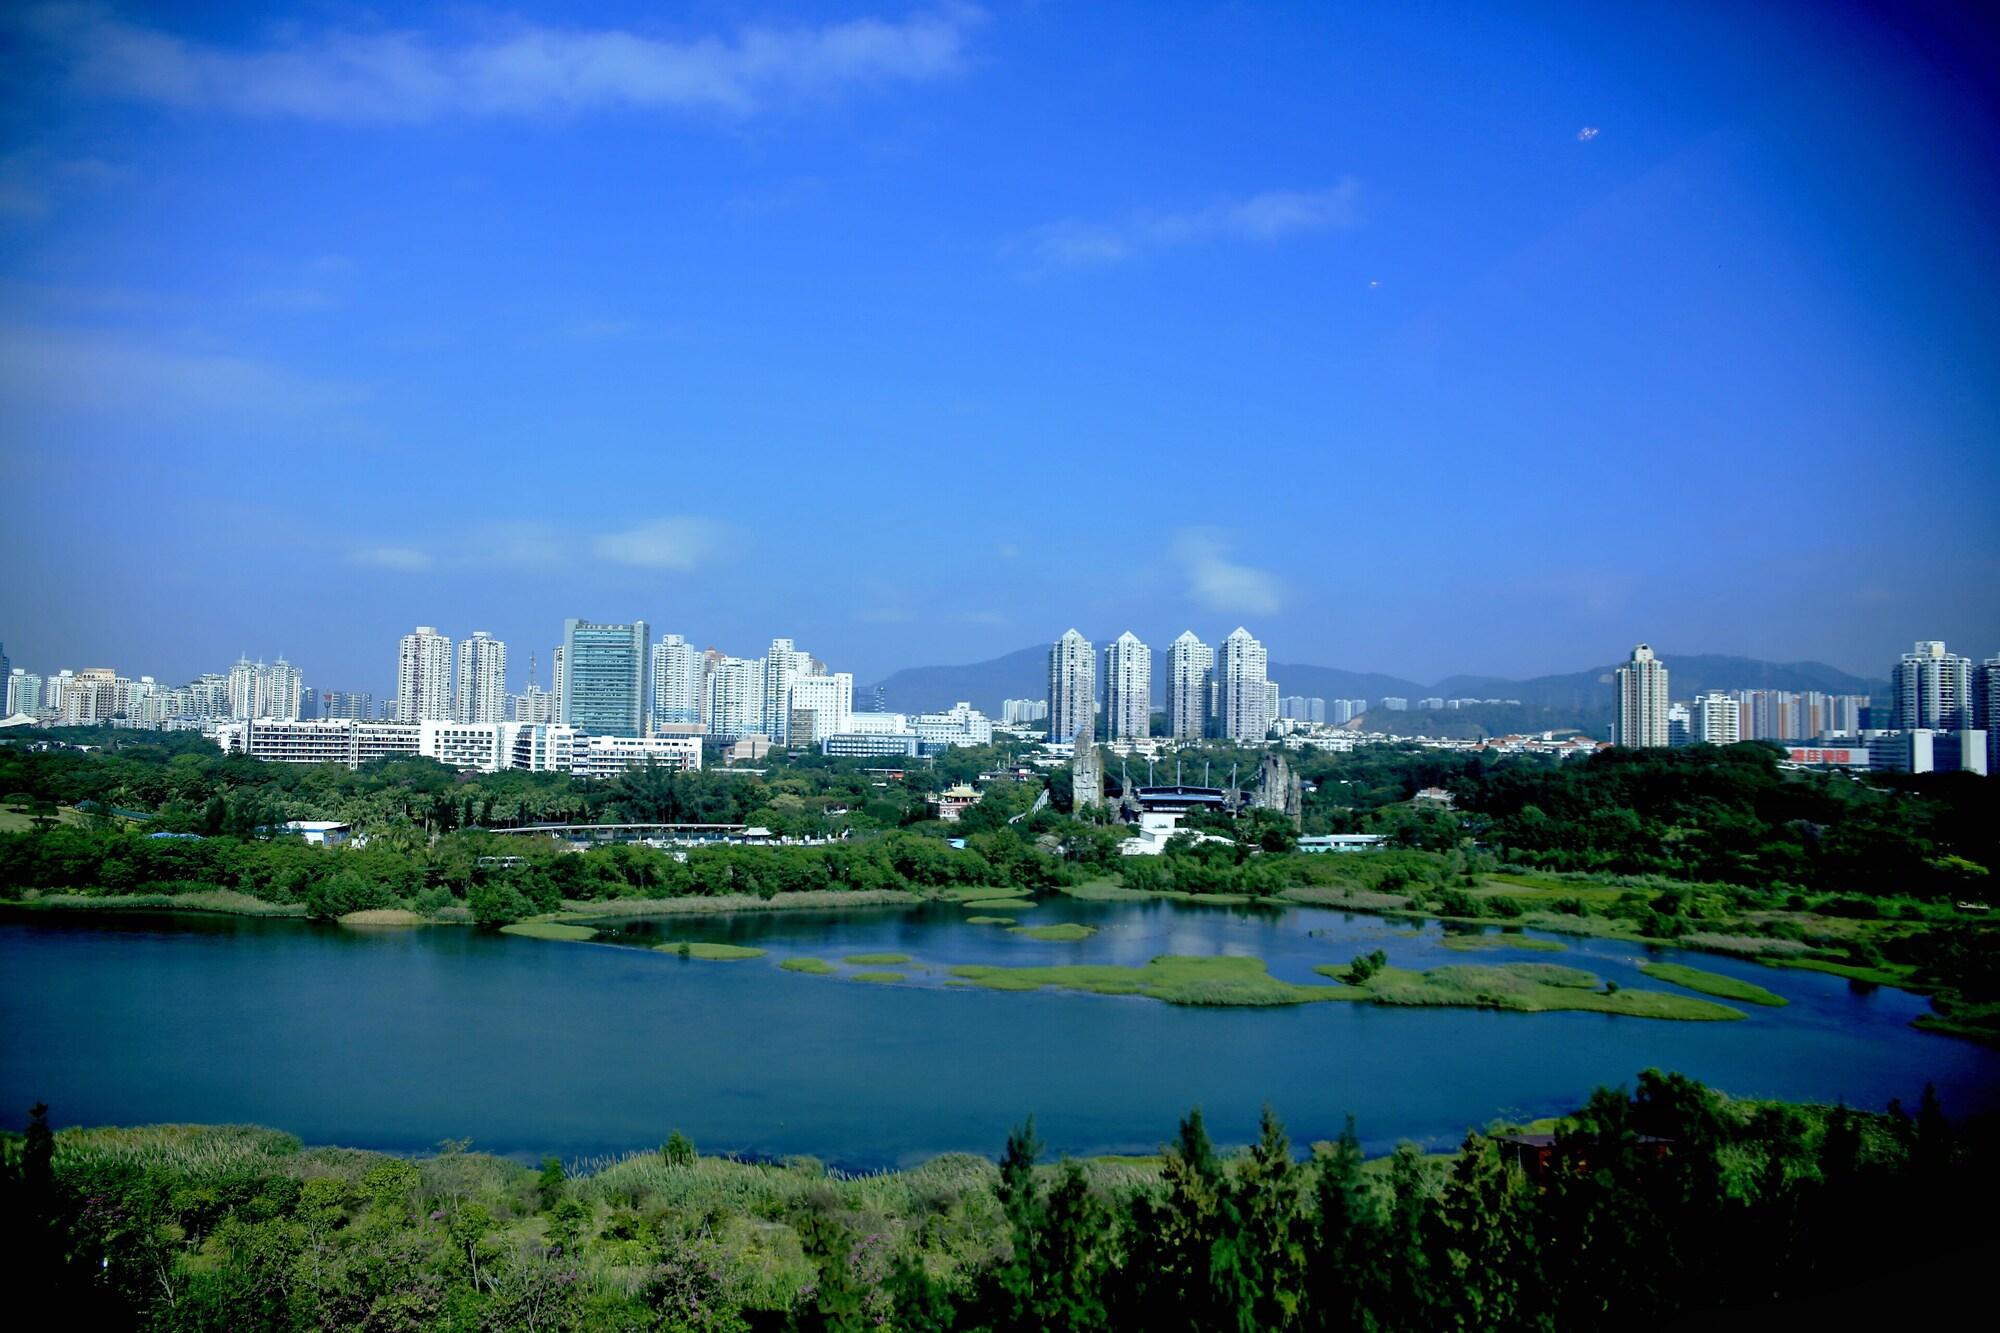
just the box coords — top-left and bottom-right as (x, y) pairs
(55, 1123), (303, 1180)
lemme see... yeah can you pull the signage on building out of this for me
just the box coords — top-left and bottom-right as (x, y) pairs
(1785, 747), (1863, 766)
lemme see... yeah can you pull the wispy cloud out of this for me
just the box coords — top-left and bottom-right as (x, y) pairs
(342, 516), (729, 576)
(558, 317), (638, 342)
(0, 149), (130, 220)
(0, 326), (365, 428)
(593, 517), (725, 571)
(345, 546), (433, 572)
(1174, 530), (1282, 615)
(1018, 182), (1362, 269)
(19, 4), (985, 123)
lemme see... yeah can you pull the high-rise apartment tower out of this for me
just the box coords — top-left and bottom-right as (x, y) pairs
(1102, 632), (1152, 740)
(1894, 641), (1975, 730)
(397, 627), (453, 722)
(454, 632), (508, 724)
(1615, 643), (1670, 748)
(1216, 627), (1270, 743)
(1048, 629), (1095, 743)
(1168, 631), (1213, 740)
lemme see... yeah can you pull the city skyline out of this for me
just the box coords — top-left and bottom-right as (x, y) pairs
(3, 4), (1996, 688)
(3, 624), (1983, 774)
(9, 620), (1989, 716)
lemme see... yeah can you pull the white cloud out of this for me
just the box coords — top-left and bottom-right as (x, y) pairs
(340, 518), (726, 575)
(593, 517), (724, 570)
(21, 4), (985, 123)
(1019, 182), (1362, 268)
(0, 326), (365, 426)
(346, 546), (433, 571)
(1174, 530), (1282, 615)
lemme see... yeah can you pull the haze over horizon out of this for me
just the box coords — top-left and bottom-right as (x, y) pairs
(3, 2), (1996, 692)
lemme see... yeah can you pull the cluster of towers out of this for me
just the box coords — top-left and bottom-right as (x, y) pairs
(1047, 627), (1275, 745)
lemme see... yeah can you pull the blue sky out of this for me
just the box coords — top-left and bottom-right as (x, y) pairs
(3, 1), (1995, 694)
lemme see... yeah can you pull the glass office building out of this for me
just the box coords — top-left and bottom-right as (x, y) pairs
(559, 619), (649, 737)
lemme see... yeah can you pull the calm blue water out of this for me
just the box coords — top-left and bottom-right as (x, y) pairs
(2, 899), (1994, 1168)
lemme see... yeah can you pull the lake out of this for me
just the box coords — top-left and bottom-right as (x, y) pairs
(3, 897), (1995, 1168)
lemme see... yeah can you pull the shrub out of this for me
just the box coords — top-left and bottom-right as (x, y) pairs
(303, 871), (395, 919)
(1431, 888), (1482, 918)
(467, 880), (531, 925)
(1345, 949), (1389, 985)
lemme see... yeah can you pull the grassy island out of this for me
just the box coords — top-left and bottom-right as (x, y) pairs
(848, 969), (906, 983)
(950, 955), (1350, 1006)
(778, 957), (837, 974)
(1438, 932), (1568, 953)
(499, 920), (597, 942)
(936, 952), (1742, 1020)
(658, 942), (766, 961)
(1639, 961), (1789, 1006)
(1008, 922), (1097, 942)
(1316, 961), (1745, 1020)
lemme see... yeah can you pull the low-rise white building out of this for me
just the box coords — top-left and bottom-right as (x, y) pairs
(570, 733), (703, 779)
(821, 731), (921, 758)
(1119, 811), (1234, 856)
(218, 718), (424, 767)
(219, 718), (584, 773)
(913, 701), (992, 752)
(1298, 834), (1387, 853)
(281, 820), (353, 845)
(421, 721), (509, 771)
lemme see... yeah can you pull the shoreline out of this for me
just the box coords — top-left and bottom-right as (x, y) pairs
(2, 882), (1957, 1022)
(0, 886), (931, 925)
(551, 888), (924, 919)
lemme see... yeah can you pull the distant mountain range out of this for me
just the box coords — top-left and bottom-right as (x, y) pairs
(860, 645), (1885, 721)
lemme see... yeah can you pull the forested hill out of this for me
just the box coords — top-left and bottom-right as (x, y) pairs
(865, 646), (1883, 718)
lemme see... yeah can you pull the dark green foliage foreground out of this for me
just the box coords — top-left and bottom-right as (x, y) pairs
(3, 1073), (1991, 1330)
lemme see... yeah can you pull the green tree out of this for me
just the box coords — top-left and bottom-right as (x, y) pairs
(661, 1130), (697, 1168)
(1305, 1116), (1377, 1332)
(537, 1155), (566, 1211)
(791, 1205), (869, 1332)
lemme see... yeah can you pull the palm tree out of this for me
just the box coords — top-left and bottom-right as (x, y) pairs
(611, 760), (680, 824)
